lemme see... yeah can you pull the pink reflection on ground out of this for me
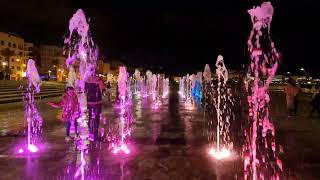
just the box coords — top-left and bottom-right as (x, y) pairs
(112, 144), (130, 154)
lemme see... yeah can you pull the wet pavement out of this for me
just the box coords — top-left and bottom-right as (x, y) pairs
(0, 87), (320, 179)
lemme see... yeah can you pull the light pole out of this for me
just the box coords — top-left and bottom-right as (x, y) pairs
(300, 67), (310, 80)
(48, 70), (52, 80)
(2, 62), (7, 80)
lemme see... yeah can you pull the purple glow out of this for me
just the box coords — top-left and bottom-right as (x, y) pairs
(111, 66), (132, 154)
(74, 150), (86, 180)
(112, 144), (130, 154)
(28, 144), (39, 153)
(17, 59), (44, 154)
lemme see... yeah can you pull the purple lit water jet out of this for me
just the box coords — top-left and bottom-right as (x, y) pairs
(111, 66), (132, 154)
(18, 59), (43, 154)
(64, 9), (98, 148)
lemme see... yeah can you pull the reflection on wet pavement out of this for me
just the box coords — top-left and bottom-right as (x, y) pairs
(1, 87), (320, 179)
(0, 87), (226, 179)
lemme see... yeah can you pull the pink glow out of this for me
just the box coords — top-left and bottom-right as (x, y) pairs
(185, 100), (194, 110)
(18, 148), (24, 154)
(112, 144), (130, 154)
(74, 150), (86, 180)
(118, 67), (128, 99)
(111, 71), (133, 155)
(208, 147), (231, 160)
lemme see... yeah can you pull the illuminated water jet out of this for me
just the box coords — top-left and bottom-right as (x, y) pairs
(207, 55), (233, 160)
(18, 59), (43, 154)
(243, 2), (283, 179)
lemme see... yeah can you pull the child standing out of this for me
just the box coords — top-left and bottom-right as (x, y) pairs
(48, 86), (80, 141)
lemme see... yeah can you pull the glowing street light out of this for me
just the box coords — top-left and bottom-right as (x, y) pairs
(2, 62), (7, 66)
(48, 70), (52, 79)
(300, 67), (310, 80)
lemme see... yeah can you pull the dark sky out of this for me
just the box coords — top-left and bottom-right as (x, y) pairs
(1, 0), (318, 76)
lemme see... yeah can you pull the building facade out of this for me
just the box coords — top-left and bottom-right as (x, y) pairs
(0, 32), (34, 80)
(97, 59), (110, 76)
(39, 45), (66, 81)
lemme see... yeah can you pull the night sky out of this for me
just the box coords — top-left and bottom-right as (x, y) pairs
(1, 0), (318, 76)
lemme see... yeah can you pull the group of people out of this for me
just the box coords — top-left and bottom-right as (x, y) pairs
(48, 75), (112, 141)
(284, 78), (320, 118)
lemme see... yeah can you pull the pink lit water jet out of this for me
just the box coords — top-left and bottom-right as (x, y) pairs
(244, 2), (283, 179)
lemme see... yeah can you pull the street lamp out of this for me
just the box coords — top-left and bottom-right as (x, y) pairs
(300, 67), (311, 80)
(2, 62), (7, 80)
(48, 70), (52, 80)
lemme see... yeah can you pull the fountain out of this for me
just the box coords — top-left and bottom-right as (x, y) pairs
(243, 2), (283, 179)
(141, 76), (148, 98)
(192, 72), (203, 101)
(179, 76), (185, 98)
(203, 64), (212, 111)
(208, 55), (233, 160)
(151, 74), (157, 101)
(63, 9), (99, 149)
(18, 59), (43, 154)
(162, 78), (169, 98)
(184, 74), (195, 110)
(112, 66), (131, 154)
(146, 70), (153, 96)
(134, 69), (141, 95)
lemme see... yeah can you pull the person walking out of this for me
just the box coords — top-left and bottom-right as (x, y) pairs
(310, 88), (320, 117)
(85, 75), (105, 141)
(106, 81), (112, 102)
(284, 79), (300, 117)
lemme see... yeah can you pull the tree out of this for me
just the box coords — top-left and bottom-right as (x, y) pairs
(0, 48), (15, 80)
